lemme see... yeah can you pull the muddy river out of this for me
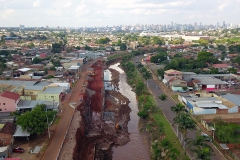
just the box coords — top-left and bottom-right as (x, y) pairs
(108, 63), (150, 160)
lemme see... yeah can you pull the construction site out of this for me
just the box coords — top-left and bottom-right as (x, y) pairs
(65, 60), (132, 159)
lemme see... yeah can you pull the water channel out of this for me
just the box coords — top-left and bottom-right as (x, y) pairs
(107, 63), (150, 160)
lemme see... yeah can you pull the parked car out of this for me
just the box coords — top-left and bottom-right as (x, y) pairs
(201, 133), (212, 142)
(12, 147), (24, 153)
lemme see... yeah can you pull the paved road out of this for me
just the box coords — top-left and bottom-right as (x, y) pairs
(133, 56), (225, 160)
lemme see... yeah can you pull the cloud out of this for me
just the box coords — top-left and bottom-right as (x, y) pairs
(0, 0), (240, 27)
(33, 0), (41, 7)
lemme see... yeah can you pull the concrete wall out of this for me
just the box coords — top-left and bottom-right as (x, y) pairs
(228, 106), (239, 113)
(37, 93), (60, 102)
(172, 86), (184, 92)
(0, 97), (17, 112)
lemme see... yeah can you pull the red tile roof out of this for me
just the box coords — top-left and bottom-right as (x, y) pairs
(0, 91), (20, 101)
(212, 63), (229, 68)
(0, 122), (16, 135)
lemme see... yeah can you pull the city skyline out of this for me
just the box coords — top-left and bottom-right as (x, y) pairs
(1, 0), (240, 27)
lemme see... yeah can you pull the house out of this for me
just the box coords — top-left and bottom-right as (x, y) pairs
(36, 87), (63, 102)
(169, 78), (187, 92)
(212, 63), (231, 72)
(24, 86), (46, 100)
(0, 91), (21, 112)
(182, 72), (197, 81)
(163, 69), (182, 84)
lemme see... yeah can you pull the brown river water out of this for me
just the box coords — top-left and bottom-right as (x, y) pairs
(109, 63), (150, 160)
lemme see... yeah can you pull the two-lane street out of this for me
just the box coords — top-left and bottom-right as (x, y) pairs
(147, 77), (226, 160)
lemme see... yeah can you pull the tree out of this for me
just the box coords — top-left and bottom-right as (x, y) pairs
(187, 135), (214, 160)
(171, 103), (188, 115)
(51, 43), (62, 53)
(173, 112), (196, 155)
(136, 63), (143, 70)
(143, 70), (152, 87)
(136, 81), (145, 96)
(159, 94), (167, 101)
(16, 104), (56, 135)
(32, 57), (41, 64)
(182, 86), (188, 91)
(150, 52), (167, 63)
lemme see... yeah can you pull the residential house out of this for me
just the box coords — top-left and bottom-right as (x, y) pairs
(36, 87), (63, 102)
(169, 78), (187, 92)
(212, 63), (231, 72)
(0, 91), (21, 112)
(163, 69), (183, 84)
(24, 86), (46, 100)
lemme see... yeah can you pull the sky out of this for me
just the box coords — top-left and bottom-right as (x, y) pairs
(0, 0), (240, 27)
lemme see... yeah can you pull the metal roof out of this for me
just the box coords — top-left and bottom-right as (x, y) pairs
(193, 77), (226, 85)
(222, 94), (240, 106)
(196, 103), (228, 109)
(0, 80), (37, 86)
(25, 86), (45, 91)
(17, 100), (59, 110)
(42, 87), (62, 94)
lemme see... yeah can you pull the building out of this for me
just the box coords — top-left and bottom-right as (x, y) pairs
(24, 86), (46, 100)
(16, 100), (59, 111)
(169, 78), (187, 92)
(163, 69), (183, 84)
(0, 91), (21, 112)
(179, 93), (240, 115)
(36, 87), (63, 102)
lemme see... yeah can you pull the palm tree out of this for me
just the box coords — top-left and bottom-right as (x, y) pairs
(187, 135), (214, 160)
(173, 112), (196, 155)
(171, 103), (188, 115)
(171, 103), (188, 137)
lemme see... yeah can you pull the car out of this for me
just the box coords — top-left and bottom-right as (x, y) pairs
(201, 133), (212, 142)
(156, 86), (159, 89)
(12, 147), (24, 153)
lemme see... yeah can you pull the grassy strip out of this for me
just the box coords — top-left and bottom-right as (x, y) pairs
(153, 111), (183, 151)
(171, 95), (179, 102)
(120, 59), (185, 158)
(54, 116), (61, 124)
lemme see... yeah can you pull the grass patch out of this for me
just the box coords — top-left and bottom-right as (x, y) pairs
(171, 95), (179, 102)
(41, 144), (48, 152)
(153, 111), (184, 153)
(54, 116), (61, 124)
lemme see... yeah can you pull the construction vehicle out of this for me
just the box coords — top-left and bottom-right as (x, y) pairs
(87, 70), (95, 76)
(115, 123), (123, 130)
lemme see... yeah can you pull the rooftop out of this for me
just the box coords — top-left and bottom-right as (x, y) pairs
(0, 122), (16, 135)
(164, 69), (182, 74)
(0, 80), (37, 86)
(25, 85), (45, 91)
(17, 100), (59, 110)
(0, 91), (20, 101)
(42, 87), (62, 94)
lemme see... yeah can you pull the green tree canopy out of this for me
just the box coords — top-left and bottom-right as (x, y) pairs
(150, 52), (167, 63)
(16, 104), (57, 135)
(32, 57), (41, 64)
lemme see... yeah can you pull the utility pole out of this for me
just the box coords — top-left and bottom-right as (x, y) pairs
(46, 114), (50, 138)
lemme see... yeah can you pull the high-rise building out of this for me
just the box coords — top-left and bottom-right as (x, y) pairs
(223, 21), (225, 28)
(19, 24), (25, 29)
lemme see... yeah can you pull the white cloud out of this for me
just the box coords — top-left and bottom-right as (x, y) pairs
(33, 0), (41, 7)
(0, 0), (240, 27)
